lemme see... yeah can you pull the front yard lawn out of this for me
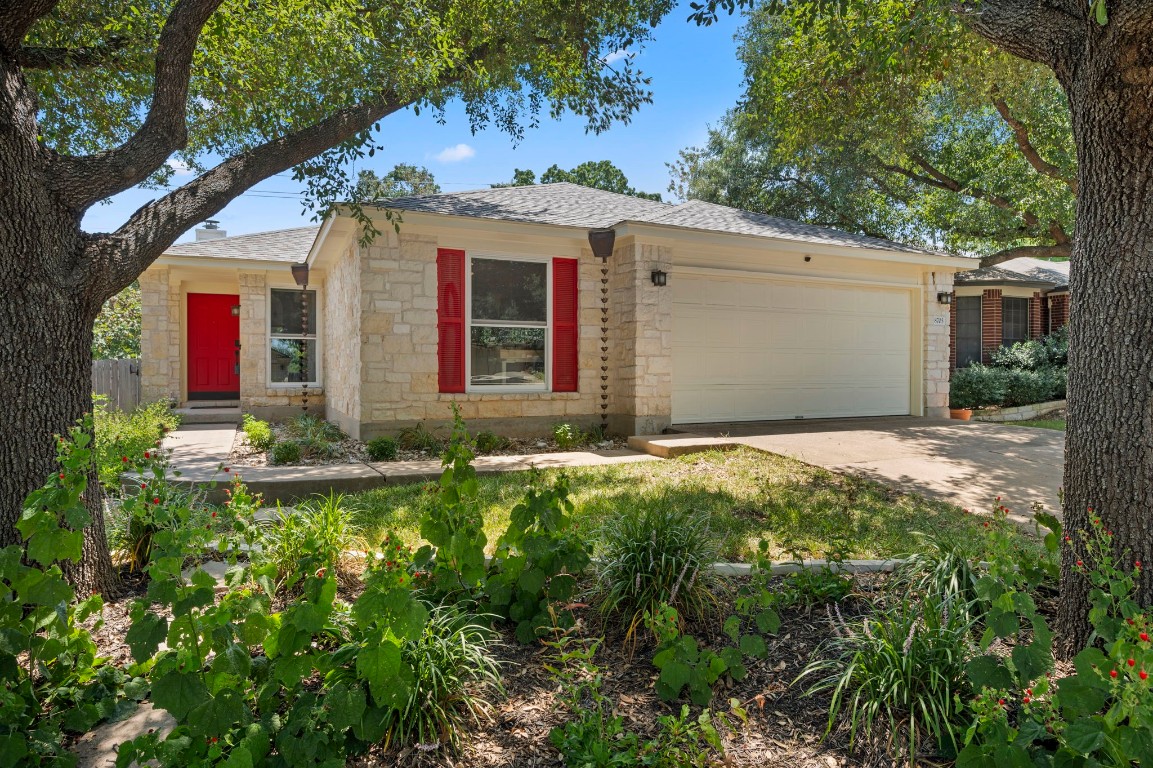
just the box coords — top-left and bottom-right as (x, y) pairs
(348, 447), (992, 561)
(1006, 419), (1066, 430)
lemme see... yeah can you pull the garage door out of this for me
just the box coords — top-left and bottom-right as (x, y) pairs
(672, 272), (912, 423)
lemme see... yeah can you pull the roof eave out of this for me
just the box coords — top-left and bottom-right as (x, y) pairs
(154, 254), (302, 269)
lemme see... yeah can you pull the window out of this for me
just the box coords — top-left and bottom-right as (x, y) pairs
(269, 288), (318, 384)
(955, 296), (981, 367)
(1002, 297), (1028, 347)
(436, 249), (578, 394)
(469, 258), (548, 389)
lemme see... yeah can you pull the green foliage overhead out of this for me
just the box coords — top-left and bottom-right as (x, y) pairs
(672, 0), (1076, 261)
(355, 164), (441, 200)
(495, 160), (663, 200)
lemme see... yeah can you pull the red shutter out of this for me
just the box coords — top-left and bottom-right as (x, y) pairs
(437, 248), (466, 393)
(552, 257), (579, 392)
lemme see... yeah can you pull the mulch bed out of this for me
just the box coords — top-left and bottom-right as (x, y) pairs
(228, 426), (630, 469)
(87, 571), (906, 768)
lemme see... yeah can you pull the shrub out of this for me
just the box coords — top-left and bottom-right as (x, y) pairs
(256, 492), (365, 589)
(270, 439), (301, 465)
(949, 364), (1007, 409)
(241, 413), (274, 451)
(989, 327), (1068, 370)
(1002, 368), (1059, 407)
(93, 398), (179, 488)
(800, 597), (975, 761)
(896, 532), (983, 622)
(378, 604), (502, 751)
(594, 505), (725, 642)
(553, 422), (584, 449)
(284, 412), (344, 442)
(366, 435), (399, 461)
(475, 429), (511, 453)
(398, 421), (442, 452)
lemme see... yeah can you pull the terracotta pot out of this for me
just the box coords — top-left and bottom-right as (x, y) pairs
(949, 408), (973, 421)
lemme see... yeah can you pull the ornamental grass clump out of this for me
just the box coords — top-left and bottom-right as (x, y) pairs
(799, 597), (975, 762)
(593, 505), (725, 643)
(256, 492), (366, 589)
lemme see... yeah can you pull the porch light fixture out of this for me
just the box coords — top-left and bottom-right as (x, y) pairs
(937, 291), (953, 305)
(588, 228), (616, 260)
(651, 269), (668, 287)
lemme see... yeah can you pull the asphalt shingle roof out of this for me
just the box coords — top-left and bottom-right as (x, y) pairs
(955, 256), (1070, 286)
(378, 183), (942, 255)
(164, 226), (320, 263)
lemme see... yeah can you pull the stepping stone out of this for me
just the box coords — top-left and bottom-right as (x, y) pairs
(73, 702), (175, 768)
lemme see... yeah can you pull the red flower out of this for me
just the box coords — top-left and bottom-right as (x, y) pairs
(1111, 669), (1119, 678)
(1023, 696), (1031, 704)
(1077, 560), (1083, 567)
(140, 483), (147, 489)
(1128, 658), (1136, 667)
(58, 473), (64, 479)
(1138, 561), (1144, 570)
(1142, 670), (1149, 681)
(211, 511), (217, 518)
(998, 698), (1006, 706)
(153, 497), (160, 504)
(144, 452), (150, 459)
(121, 456), (128, 463)
(983, 521), (990, 528)
(1141, 633), (1148, 642)
(223, 467), (230, 473)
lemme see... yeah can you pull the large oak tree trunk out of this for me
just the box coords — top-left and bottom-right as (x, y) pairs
(1054, 30), (1153, 656)
(0, 59), (118, 594)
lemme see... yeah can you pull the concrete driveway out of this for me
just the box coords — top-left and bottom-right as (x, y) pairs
(673, 417), (1064, 522)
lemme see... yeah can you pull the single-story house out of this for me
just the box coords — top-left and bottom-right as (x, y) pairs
(140, 183), (972, 438)
(950, 256), (1070, 369)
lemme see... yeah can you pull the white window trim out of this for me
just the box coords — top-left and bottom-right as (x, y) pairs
(465, 251), (552, 394)
(267, 285), (323, 388)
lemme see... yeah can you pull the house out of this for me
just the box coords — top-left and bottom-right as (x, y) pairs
(139, 183), (973, 438)
(950, 257), (1070, 369)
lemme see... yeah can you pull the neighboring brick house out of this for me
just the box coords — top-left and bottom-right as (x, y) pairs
(950, 257), (1070, 370)
(140, 183), (972, 438)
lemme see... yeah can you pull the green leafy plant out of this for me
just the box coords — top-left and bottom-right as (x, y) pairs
(474, 430), (511, 453)
(366, 435), (399, 461)
(487, 471), (592, 643)
(593, 505), (725, 643)
(255, 492), (366, 590)
(270, 439), (301, 465)
(93, 397), (179, 488)
(397, 422), (442, 453)
(896, 531), (984, 623)
(282, 413), (345, 459)
(552, 422), (585, 449)
(646, 603), (743, 706)
(241, 413), (274, 451)
(412, 406), (488, 600)
(799, 596), (975, 761)
(1, 419), (145, 765)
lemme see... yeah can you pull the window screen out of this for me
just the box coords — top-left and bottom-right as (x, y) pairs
(955, 296), (982, 367)
(1002, 297), (1029, 347)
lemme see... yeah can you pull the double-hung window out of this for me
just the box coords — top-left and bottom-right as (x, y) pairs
(269, 288), (318, 384)
(437, 248), (579, 394)
(1002, 297), (1029, 347)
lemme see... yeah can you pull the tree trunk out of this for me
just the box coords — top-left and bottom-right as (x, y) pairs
(0, 57), (118, 594)
(1054, 33), (1153, 657)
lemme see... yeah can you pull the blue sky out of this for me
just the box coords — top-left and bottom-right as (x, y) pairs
(81, 6), (747, 242)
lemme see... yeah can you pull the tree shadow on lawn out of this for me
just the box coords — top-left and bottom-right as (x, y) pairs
(349, 448), (990, 562)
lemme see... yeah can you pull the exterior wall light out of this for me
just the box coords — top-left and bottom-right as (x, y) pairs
(651, 269), (668, 287)
(937, 292), (953, 305)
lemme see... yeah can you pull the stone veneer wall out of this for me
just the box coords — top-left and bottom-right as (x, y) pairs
(606, 237), (673, 435)
(322, 243), (362, 437)
(923, 270), (953, 418)
(139, 267), (181, 404)
(353, 232), (604, 439)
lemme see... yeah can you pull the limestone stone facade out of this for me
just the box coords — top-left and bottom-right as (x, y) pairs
(139, 267), (181, 404)
(922, 270), (954, 418)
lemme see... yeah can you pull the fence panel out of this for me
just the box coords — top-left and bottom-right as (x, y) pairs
(92, 359), (141, 412)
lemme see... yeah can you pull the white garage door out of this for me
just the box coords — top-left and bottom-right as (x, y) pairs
(672, 272), (912, 423)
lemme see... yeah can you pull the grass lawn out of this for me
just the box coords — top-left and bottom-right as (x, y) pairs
(1006, 419), (1066, 430)
(346, 447), (993, 562)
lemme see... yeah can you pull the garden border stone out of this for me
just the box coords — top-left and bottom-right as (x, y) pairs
(972, 399), (1066, 423)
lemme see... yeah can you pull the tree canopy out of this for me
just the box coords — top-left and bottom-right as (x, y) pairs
(355, 164), (441, 200)
(674, 0), (1076, 264)
(495, 160), (663, 200)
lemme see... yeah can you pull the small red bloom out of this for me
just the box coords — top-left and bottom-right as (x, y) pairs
(223, 467), (230, 473)
(1025, 688), (1033, 695)
(140, 483), (147, 489)
(1023, 696), (1031, 704)
(1111, 669), (1119, 678)
(998, 698), (1006, 706)
(1077, 560), (1084, 567)
(1138, 561), (1144, 570)
(211, 511), (217, 518)
(1141, 633), (1148, 642)
(121, 456), (128, 463)
(983, 521), (990, 528)
(1142, 670), (1148, 681)
(58, 473), (64, 479)
(144, 452), (150, 459)
(153, 497), (160, 504)
(1128, 658), (1136, 667)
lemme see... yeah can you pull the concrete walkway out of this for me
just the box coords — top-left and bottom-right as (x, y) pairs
(657, 416), (1064, 522)
(161, 424), (657, 503)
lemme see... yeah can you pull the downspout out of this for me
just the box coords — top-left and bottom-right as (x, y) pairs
(588, 228), (616, 433)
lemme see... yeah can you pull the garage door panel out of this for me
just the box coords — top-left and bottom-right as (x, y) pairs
(673, 274), (911, 423)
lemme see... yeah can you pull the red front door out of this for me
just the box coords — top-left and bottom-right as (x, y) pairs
(187, 293), (240, 399)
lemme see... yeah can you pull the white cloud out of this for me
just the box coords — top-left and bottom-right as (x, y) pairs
(434, 143), (476, 163)
(603, 49), (633, 65)
(167, 158), (193, 175)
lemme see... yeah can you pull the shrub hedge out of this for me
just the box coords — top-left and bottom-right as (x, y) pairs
(951, 328), (1068, 409)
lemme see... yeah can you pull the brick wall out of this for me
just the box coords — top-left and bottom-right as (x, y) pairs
(981, 288), (1003, 363)
(1029, 291), (1044, 339)
(1049, 293), (1070, 330)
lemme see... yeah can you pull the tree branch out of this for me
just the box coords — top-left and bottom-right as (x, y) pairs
(991, 88), (1078, 194)
(85, 92), (409, 296)
(979, 242), (1073, 268)
(15, 39), (125, 70)
(959, 0), (1084, 82)
(49, 0), (224, 211)
(0, 0), (57, 52)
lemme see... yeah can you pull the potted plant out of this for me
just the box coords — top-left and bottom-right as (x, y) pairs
(949, 365), (998, 420)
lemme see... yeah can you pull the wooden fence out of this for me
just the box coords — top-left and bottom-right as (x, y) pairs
(92, 359), (141, 412)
